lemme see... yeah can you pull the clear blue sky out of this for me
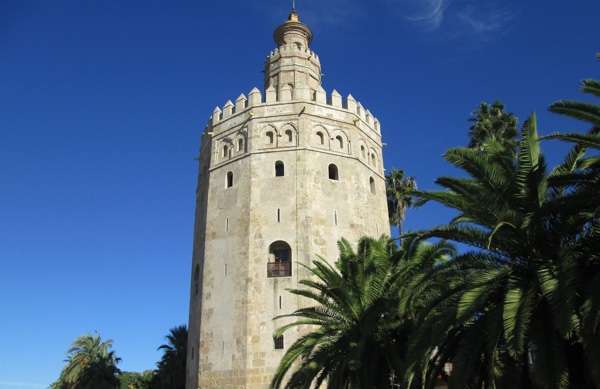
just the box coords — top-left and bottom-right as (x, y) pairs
(1, 1), (598, 388)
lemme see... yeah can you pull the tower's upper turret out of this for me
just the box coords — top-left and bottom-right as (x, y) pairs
(264, 8), (322, 98)
(273, 8), (313, 47)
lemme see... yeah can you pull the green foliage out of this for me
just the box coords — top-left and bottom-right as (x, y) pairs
(412, 96), (600, 387)
(270, 235), (455, 389)
(467, 100), (519, 153)
(52, 333), (121, 389)
(386, 168), (417, 237)
(149, 325), (187, 389)
(118, 371), (153, 389)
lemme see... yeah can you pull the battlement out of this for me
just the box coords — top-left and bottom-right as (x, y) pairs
(265, 45), (320, 64)
(206, 87), (380, 135)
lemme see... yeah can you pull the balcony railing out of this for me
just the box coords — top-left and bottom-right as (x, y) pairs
(267, 261), (291, 277)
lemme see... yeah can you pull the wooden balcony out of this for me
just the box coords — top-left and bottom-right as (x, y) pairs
(267, 261), (291, 277)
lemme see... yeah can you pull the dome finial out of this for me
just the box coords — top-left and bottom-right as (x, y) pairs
(273, 2), (312, 47)
(288, 2), (299, 22)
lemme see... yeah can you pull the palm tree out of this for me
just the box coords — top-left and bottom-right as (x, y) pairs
(386, 169), (417, 238)
(55, 333), (121, 389)
(547, 76), (600, 198)
(414, 113), (596, 388)
(545, 73), (600, 386)
(467, 100), (518, 153)
(150, 325), (187, 389)
(270, 235), (455, 389)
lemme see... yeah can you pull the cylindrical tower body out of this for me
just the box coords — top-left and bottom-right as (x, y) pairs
(187, 9), (390, 388)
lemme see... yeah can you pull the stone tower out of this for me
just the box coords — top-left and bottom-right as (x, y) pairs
(187, 9), (390, 388)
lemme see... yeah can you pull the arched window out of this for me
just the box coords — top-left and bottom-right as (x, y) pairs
(193, 264), (200, 296)
(361, 145), (366, 159)
(370, 177), (375, 194)
(237, 138), (244, 152)
(226, 171), (233, 188)
(267, 241), (292, 277)
(336, 135), (344, 149)
(285, 129), (293, 143)
(371, 152), (376, 167)
(275, 161), (285, 177)
(266, 131), (274, 145)
(316, 131), (324, 145)
(222, 144), (229, 158)
(328, 164), (339, 181)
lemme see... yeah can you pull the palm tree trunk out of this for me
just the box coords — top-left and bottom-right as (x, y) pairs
(398, 222), (403, 243)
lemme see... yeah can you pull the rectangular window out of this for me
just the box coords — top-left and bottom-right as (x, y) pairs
(273, 249), (290, 262)
(267, 262), (292, 277)
(274, 335), (284, 350)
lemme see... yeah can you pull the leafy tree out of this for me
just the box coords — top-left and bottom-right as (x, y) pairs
(467, 100), (518, 153)
(270, 235), (455, 389)
(118, 371), (152, 389)
(386, 168), (417, 238)
(414, 113), (597, 388)
(52, 333), (121, 389)
(150, 325), (187, 389)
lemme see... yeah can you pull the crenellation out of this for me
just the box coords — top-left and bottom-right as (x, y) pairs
(365, 109), (373, 126)
(265, 85), (276, 103)
(248, 88), (262, 106)
(266, 47), (320, 63)
(315, 86), (326, 104)
(357, 102), (365, 120)
(344, 94), (357, 113)
(235, 94), (247, 112)
(207, 88), (382, 140)
(223, 100), (234, 118)
(212, 106), (222, 123)
(295, 84), (310, 101)
(280, 84), (293, 102)
(328, 89), (342, 108)
(211, 87), (380, 136)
